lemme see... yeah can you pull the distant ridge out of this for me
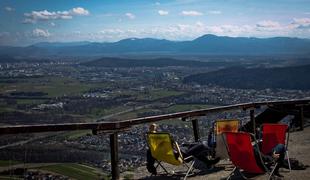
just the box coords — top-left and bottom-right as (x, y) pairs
(1, 34), (310, 57)
(81, 57), (232, 67)
(183, 65), (310, 90)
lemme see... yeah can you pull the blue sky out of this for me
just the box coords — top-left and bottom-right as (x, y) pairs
(1, 0), (310, 46)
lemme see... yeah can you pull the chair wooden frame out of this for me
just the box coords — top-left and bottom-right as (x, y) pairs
(146, 132), (196, 180)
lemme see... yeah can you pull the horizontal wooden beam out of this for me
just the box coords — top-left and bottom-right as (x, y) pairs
(0, 99), (309, 135)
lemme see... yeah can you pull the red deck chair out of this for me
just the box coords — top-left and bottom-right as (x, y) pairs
(224, 132), (275, 179)
(215, 119), (239, 159)
(261, 123), (291, 170)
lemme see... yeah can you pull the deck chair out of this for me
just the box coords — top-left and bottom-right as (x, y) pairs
(216, 119), (239, 135)
(261, 123), (291, 170)
(224, 132), (276, 180)
(146, 132), (196, 180)
(215, 119), (239, 159)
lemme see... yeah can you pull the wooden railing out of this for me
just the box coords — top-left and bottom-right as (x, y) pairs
(0, 99), (309, 179)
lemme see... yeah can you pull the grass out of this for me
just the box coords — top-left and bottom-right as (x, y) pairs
(40, 163), (106, 180)
(165, 104), (215, 113)
(16, 99), (46, 105)
(61, 130), (92, 140)
(0, 76), (108, 97)
(115, 104), (215, 121)
(0, 175), (22, 180)
(115, 108), (154, 119)
(0, 160), (20, 167)
(137, 89), (185, 101)
(89, 106), (129, 118)
(0, 107), (16, 113)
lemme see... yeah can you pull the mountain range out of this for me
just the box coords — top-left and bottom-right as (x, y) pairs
(0, 34), (310, 57)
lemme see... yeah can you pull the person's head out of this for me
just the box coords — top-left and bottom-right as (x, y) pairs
(149, 123), (157, 133)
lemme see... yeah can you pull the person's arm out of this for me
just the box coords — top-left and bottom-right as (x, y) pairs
(272, 151), (280, 160)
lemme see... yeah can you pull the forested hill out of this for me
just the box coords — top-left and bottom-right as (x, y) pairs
(183, 65), (310, 90)
(81, 57), (232, 67)
(1, 34), (310, 57)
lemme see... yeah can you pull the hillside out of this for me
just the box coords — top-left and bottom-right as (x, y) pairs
(81, 57), (233, 68)
(183, 65), (310, 90)
(1, 34), (310, 57)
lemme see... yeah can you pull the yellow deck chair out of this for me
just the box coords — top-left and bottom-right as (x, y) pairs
(215, 119), (239, 159)
(146, 132), (196, 179)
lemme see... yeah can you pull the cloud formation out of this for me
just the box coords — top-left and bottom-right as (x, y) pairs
(32, 28), (50, 37)
(94, 18), (310, 42)
(125, 13), (135, 19)
(181, 10), (203, 16)
(23, 7), (89, 24)
(71, 7), (89, 16)
(36, 17), (310, 44)
(5, 6), (15, 12)
(158, 10), (169, 16)
(292, 18), (310, 29)
(208, 10), (221, 15)
(256, 20), (281, 31)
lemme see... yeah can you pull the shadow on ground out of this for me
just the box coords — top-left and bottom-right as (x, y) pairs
(139, 166), (226, 180)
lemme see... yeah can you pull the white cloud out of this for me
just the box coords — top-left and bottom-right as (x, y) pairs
(25, 10), (71, 20)
(71, 7), (89, 16)
(5, 6), (15, 12)
(256, 20), (282, 31)
(292, 18), (310, 29)
(23, 7), (89, 24)
(196, 21), (204, 27)
(32, 28), (50, 38)
(23, 17), (310, 44)
(181, 10), (203, 16)
(23, 18), (36, 24)
(155, 2), (161, 6)
(125, 13), (135, 19)
(256, 20), (280, 28)
(158, 10), (169, 16)
(208, 10), (221, 15)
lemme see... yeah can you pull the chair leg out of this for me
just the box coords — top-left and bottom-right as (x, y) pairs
(286, 151), (291, 171)
(157, 161), (169, 174)
(184, 161), (195, 180)
(226, 167), (237, 180)
(268, 162), (278, 180)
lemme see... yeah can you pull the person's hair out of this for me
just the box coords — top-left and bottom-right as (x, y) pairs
(149, 123), (157, 132)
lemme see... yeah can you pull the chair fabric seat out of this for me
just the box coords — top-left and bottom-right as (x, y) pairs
(226, 132), (265, 174)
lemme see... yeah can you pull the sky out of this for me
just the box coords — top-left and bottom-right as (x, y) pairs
(1, 0), (310, 46)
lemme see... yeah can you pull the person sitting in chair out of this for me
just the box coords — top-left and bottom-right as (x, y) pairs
(253, 142), (286, 177)
(146, 123), (220, 174)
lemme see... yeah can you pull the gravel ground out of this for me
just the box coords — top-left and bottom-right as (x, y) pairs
(132, 126), (310, 180)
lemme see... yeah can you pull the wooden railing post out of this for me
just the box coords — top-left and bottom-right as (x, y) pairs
(192, 119), (200, 142)
(110, 133), (120, 180)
